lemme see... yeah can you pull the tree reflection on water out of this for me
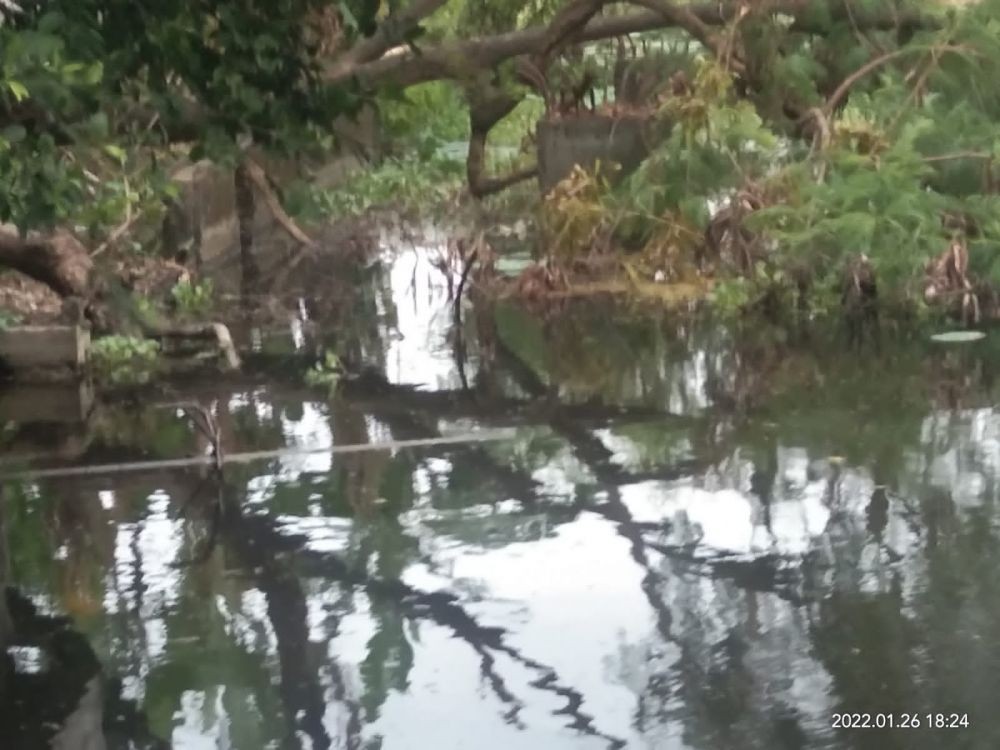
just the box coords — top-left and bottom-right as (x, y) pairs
(3, 251), (1000, 749)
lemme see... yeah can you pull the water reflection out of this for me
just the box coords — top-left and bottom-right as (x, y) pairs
(4, 242), (1000, 749)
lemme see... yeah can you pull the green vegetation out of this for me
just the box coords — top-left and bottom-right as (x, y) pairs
(305, 349), (343, 391)
(534, 3), (1000, 319)
(287, 152), (467, 218)
(0, 0), (379, 232)
(89, 334), (161, 385)
(285, 81), (541, 218)
(169, 278), (215, 319)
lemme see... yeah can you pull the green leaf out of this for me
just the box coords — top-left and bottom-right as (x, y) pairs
(103, 144), (127, 164)
(84, 62), (103, 85)
(6, 80), (29, 102)
(338, 1), (359, 30)
(75, 111), (109, 141)
(1, 125), (26, 144)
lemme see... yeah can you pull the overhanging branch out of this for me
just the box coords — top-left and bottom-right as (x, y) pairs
(333, 2), (939, 89)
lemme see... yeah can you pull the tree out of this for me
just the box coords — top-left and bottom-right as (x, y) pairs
(0, 0), (381, 310)
(0, 0), (996, 321)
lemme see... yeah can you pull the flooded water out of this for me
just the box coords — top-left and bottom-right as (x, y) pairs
(3, 236), (1000, 749)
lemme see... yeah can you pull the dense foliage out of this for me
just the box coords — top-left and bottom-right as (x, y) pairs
(541, 1), (1000, 316)
(0, 0), (376, 232)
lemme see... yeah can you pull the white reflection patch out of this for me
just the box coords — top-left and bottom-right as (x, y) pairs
(8, 645), (46, 674)
(383, 244), (463, 390)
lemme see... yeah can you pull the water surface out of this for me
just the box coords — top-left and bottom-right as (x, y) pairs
(2, 241), (1000, 749)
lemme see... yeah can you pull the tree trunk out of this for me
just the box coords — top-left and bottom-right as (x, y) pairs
(0, 484), (11, 652)
(466, 84), (539, 198)
(233, 163), (260, 296)
(0, 229), (93, 299)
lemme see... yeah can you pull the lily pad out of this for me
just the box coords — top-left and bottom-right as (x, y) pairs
(930, 330), (986, 343)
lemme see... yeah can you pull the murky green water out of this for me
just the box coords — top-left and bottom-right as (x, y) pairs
(3, 243), (1000, 749)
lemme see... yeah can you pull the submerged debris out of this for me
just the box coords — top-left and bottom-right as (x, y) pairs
(924, 238), (981, 324)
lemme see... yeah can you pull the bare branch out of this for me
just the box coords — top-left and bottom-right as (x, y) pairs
(627, 0), (727, 59)
(822, 48), (911, 115)
(923, 151), (992, 163)
(241, 158), (317, 248)
(465, 83), (538, 198)
(821, 44), (970, 117)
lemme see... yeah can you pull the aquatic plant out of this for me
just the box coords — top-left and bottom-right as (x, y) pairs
(89, 335), (161, 385)
(170, 279), (215, 319)
(305, 350), (343, 391)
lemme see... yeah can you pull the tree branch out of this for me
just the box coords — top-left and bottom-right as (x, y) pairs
(0, 228), (93, 299)
(627, 0), (727, 60)
(819, 43), (969, 117)
(323, 0), (451, 81)
(532, 0), (608, 70)
(333, 2), (939, 89)
(465, 83), (539, 198)
(241, 158), (317, 248)
(469, 165), (538, 197)
(923, 151), (992, 163)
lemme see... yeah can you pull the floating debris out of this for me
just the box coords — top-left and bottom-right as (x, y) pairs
(930, 330), (986, 343)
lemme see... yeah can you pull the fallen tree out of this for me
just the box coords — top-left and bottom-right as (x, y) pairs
(330, 2), (941, 89)
(0, 0), (989, 330)
(0, 229), (93, 301)
(332, 0), (943, 192)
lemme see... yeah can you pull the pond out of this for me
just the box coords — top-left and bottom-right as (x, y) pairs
(2, 237), (1000, 750)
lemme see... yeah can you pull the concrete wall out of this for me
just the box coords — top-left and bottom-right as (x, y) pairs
(162, 107), (381, 265)
(162, 152), (299, 266)
(536, 114), (665, 194)
(0, 325), (89, 375)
